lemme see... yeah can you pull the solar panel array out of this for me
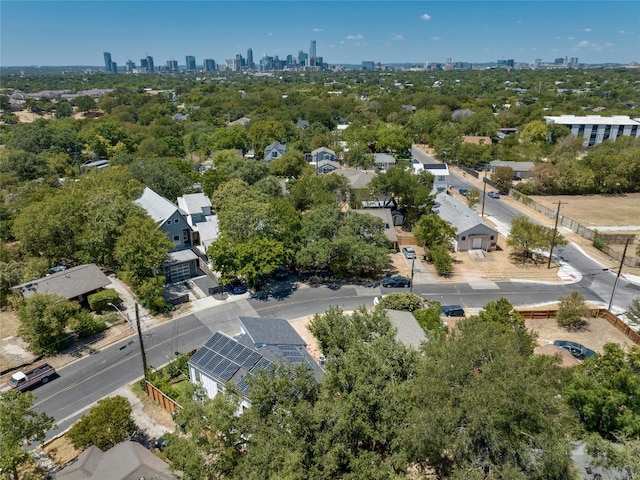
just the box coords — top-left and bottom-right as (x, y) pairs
(191, 332), (263, 381)
(278, 345), (306, 364)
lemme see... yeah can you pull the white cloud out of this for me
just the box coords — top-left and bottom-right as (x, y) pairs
(420, 13), (431, 21)
(604, 42), (614, 48)
(618, 30), (636, 35)
(346, 34), (364, 41)
(567, 36), (575, 40)
(391, 34), (404, 41)
(583, 27), (592, 32)
(313, 28), (324, 32)
(575, 40), (611, 51)
(430, 36), (441, 41)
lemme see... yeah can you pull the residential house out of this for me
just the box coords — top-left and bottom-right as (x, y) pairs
(401, 105), (417, 112)
(434, 192), (498, 252)
(189, 316), (323, 409)
(412, 161), (450, 192)
(311, 146), (337, 163)
(55, 440), (175, 480)
(228, 116), (251, 126)
(264, 141), (287, 162)
(352, 208), (399, 248)
(296, 119), (310, 129)
(335, 169), (376, 190)
(134, 187), (192, 252)
(315, 159), (341, 174)
(12, 264), (111, 303)
(373, 153), (396, 170)
(489, 160), (535, 180)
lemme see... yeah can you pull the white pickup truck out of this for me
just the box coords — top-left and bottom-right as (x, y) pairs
(0, 363), (56, 393)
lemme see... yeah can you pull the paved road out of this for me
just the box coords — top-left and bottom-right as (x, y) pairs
(410, 145), (638, 313)
(31, 146), (639, 439)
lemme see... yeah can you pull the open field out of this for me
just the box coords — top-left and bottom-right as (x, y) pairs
(531, 193), (640, 228)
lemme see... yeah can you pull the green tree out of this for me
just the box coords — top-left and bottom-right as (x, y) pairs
(54, 100), (73, 119)
(113, 213), (171, 288)
(466, 188), (480, 208)
(431, 244), (453, 276)
(490, 165), (514, 193)
(506, 215), (566, 263)
(404, 316), (576, 478)
(413, 214), (456, 251)
(369, 166), (434, 224)
(478, 298), (526, 331)
(268, 149), (312, 178)
(67, 396), (138, 451)
(342, 142), (374, 169)
(627, 298), (640, 324)
(519, 119), (550, 144)
(556, 290), (589, 331)
(565, 343), (640, 439)
(74, 95), (96, 114)
(0, 390), (55, 480)
(17, 293), (78, 354)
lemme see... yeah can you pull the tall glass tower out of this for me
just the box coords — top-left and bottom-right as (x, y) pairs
(309, 40), (316, 60)
(103, 52), (112, 73)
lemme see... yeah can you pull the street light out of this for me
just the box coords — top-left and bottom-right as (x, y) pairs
(107, 302), (131, 327)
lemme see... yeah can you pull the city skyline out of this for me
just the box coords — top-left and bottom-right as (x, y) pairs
(1, 1), (638, 67)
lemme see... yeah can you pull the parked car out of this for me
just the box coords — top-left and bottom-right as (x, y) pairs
(402, 246), (417, 259)
(230, 279), (247, 295)
(553, 340), (596, 360)
(381, 276), (411, 288)
(441, 305), (466, 317)
(487, 191), (500, 199)
(373, 295), (388, 306)
(458, 188), (468, 196)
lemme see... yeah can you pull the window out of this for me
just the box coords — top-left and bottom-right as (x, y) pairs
(272, 151), (278, 158)
(461, 236), (466, 241)
(194, 370), (201, 383)
(173, 235), (180, 241)
(490, 235), (495, 240)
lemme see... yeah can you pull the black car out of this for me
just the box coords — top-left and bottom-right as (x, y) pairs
(381, 275), (411, 288)
(441, 305), (466, 317)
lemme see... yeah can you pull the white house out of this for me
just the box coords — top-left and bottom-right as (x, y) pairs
(176, 193), (219, 255)
(264, 141), (287, 162)
(311, 146), (337, 163)
(412, 161), (450, 192)
(544, 115), (640, 147)
(188, 317), (323, 409)
(434, 192), (498, 252)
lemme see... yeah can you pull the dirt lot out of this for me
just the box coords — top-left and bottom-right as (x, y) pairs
(531, 193), (640, 228)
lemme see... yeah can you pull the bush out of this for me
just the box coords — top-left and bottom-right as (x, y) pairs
(413, 303), (448, 338)
(68, 310), (107, 338)
(431, 245), (453, 277)
(377, 292), (424, 312)
(556, 291), (589, 331)
(87, 288), (120, 312)
(515, 182), (535, 195)
(138, 276), (169, 314)
(593, 236), (606, 251)
(67, 396), (138, 451)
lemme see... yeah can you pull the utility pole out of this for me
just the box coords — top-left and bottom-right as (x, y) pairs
(135, 303), (148, 379)
(410, 258), (415, 293)
(547, 201), (565, 269)
(481, 170), (488, 217)
(608, 237), (631, 312)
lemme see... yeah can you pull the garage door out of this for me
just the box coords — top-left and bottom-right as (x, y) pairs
(170, 263), (191, 282)
(472, 237), (483, 250)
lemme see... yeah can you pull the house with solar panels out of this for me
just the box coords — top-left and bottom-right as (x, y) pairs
(188, 317), (323, 407)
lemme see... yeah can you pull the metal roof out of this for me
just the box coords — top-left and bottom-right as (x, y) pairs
(434, 192), (497, 236)
(177, 193), (212, 216)
(386, 309), (428, 349)
(134, 187), (183, 224)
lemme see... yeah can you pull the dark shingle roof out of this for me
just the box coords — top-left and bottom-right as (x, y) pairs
(239, 316), (306, 347)
(12, 264), (111, 300)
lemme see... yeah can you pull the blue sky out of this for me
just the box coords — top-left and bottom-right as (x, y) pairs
(1, 1), (638, 67)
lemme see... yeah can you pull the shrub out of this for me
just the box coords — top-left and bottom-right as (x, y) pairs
(67, 396), (137, 451)
(515, 182), (535, 195)
(413, 303), (448, 338)
(592, 236), (606, 251)
(431, 245), (453, 277)
(556, 291), (589, 331)
(87, 288), (120, 312)
(377, 292), (424, 312)
(68, 310), (107, 338)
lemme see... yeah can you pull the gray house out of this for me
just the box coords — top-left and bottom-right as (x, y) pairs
(434, 192), (498, 252)
(189, 316), (323, 409)
(11, 264), (111, 303)
(264, 141), (287, 162)
(374, 153), (396, 170)
(316, 159), (341, 174)
(489, 161), (535, 180)
(311, 146), (337, 163)
(134, 187), (192, 252)
(351, 208), (398, 248)
(55, 440), (175, 480)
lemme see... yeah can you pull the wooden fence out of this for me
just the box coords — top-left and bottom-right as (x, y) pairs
(144, 380), (182, 413)
(517, 308), (640, 346)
